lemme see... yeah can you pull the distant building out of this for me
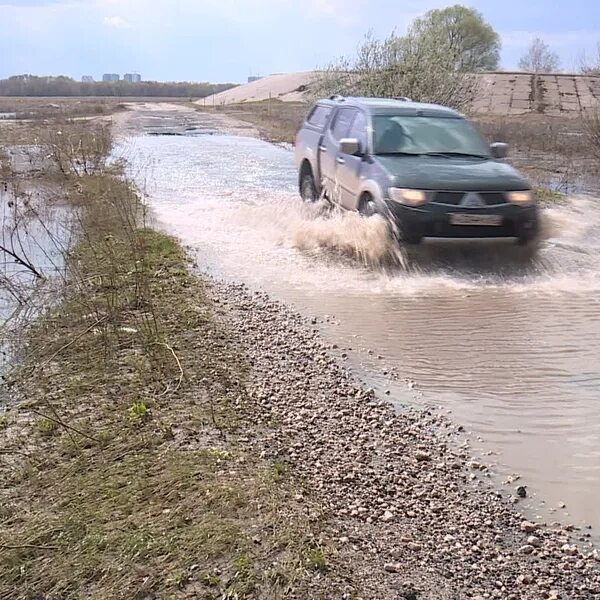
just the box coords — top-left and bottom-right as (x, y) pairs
(124, 73), (142, 83)
(102, 73), (120, 82)
(81, 75), (94, 83)
(247, 76), (262, 83)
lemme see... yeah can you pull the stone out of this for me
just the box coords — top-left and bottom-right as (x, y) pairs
(415, 451), (431, 462)
(527, 536), (542, 548)
(519, 545), (535, 555)
(520, 520), (537, 533)
(384, 562), (402, 573)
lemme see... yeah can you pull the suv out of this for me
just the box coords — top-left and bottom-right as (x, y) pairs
(294, 96), (538, 245)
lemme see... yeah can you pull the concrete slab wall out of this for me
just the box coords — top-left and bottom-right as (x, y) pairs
(202, 71), (600, 116)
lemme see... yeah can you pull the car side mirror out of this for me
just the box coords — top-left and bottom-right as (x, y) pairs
(339, 138), (362, 156)
(490, 142), (509, 159)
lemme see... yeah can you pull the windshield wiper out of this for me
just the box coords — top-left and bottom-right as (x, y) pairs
(423, 151), (489, 159)
(376, 151), (425, 156)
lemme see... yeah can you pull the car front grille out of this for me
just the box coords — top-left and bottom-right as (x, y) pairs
(433, 191), (507, 206)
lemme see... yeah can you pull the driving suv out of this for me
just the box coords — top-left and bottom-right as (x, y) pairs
(294, 96), (539, 245)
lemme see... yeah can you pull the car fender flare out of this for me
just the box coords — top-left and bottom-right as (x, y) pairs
(358, 180), (385, 206)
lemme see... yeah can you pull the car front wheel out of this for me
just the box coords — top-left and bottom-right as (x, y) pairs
(300, 172), (317, 202)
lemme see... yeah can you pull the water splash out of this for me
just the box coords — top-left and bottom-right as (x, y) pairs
(233, 198), (407, 268)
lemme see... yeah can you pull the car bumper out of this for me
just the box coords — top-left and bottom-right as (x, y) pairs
(385, 201), (539, 243)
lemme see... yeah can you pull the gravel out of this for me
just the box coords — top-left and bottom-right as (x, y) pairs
(209, 279), (600, 599)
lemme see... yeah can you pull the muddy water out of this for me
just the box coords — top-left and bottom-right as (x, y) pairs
(124, 129), (600, 530)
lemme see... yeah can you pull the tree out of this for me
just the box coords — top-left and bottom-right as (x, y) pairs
(411, 5), (501, 72)
(311, 5), (502, 109)
(518, 38), (560, 73)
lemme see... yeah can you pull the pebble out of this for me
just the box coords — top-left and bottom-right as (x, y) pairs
(516, 485), (527, 498)
(521, 520), (538, 533)
(414, 450), (431, 462)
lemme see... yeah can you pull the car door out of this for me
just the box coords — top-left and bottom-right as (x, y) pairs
(337, 110), (369, 210)
(320, 107), (358, 205)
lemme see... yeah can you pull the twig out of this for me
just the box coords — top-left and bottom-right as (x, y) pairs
(0, 243), (43, 279)
(29, 408), (100, 443)
(0, 544), (58, 551)
(0, 449), (31, 457)
(154, 342), (184, 394)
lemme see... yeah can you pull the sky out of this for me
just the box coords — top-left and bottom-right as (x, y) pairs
(0, 0), (598, 83)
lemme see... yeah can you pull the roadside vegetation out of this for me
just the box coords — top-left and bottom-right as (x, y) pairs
(0, 118), (338, 598)
(312, 5), (500, 110)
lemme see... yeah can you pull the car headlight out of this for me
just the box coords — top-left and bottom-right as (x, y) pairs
(506, 190), (534, 205)
(388, 188), (428, 206)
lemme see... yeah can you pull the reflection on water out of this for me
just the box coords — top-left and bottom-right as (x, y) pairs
(0, 183), (69, 388)
(125, 131), (600, 530)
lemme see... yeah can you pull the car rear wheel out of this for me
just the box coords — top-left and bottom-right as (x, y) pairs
(300, 171), (317, 202)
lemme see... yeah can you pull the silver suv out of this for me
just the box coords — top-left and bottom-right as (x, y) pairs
(294, 96), (538, 245)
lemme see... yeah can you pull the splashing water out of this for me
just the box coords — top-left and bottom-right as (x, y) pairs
(233, 198), (407, 268)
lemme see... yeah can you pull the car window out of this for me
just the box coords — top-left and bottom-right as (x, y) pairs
(307, 105), (332, 128)
(348, 111), (368, 152)
(330, 108), (357, 141)
(372, 115), (490, 156)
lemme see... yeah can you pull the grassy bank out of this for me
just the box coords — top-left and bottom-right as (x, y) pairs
(0, 123), (333, 598)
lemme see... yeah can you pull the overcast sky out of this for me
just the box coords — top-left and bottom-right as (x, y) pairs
(1, 0), (598, 82)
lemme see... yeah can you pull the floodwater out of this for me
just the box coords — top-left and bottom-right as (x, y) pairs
(0, 183), (68, 386)
(123, 116), (600, 531)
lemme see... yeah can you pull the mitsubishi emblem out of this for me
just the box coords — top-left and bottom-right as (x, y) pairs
(460, 192), (486, 208)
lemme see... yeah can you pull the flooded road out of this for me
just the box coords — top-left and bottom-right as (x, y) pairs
(122, 107), (600, 531)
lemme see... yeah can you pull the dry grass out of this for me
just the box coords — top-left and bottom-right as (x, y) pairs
(0, 97), (126, 121)
(581, 107), (600, 160)
(205, 100), (308, 144)
(0, 121), (336, 599)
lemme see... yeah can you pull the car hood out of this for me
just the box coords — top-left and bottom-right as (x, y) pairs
(376, 155), (529, 191)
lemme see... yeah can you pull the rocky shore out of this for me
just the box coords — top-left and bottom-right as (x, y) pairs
(210, 279), (600, 599)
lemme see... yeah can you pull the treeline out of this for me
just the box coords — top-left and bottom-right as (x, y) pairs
(0, 75), (236, 97)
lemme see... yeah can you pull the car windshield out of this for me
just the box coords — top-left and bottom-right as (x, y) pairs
(372, 115), (490, 157)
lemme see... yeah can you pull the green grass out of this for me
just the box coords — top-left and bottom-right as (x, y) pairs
(305, 548), (328, 572)
(128, 400), (150, 423)
(535, 186), (567, 204)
